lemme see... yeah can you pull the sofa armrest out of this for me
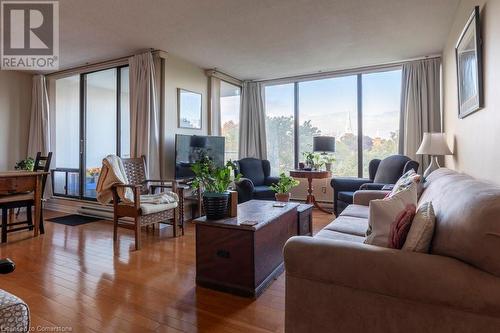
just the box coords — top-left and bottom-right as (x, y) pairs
(359, 182), (387, 190)
(234, 178), (255, 203)
(352, 190), (389, 206)
(264, 176), (280, 186)
(330, 177), (372, 192)
(284, 236), (500, 316)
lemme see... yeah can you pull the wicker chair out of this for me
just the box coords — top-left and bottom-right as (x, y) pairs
(111, 156), (184, 250)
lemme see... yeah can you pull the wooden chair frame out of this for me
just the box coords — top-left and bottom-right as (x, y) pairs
(111, 156), (184, 250)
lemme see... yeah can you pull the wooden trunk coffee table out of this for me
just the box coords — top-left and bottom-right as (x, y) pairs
(194, 200), (299, 297)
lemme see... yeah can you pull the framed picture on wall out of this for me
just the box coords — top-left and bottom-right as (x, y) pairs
(455, 6), (483, 119)
(178, 88), (202, 129)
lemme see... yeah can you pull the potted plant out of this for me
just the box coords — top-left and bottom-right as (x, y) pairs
(270, 173), (300, 202)
(191, 156), (241, 220)
(303, 152), (324, 170)
(14, 157), (35, 171)
(322, 155), (336, 172)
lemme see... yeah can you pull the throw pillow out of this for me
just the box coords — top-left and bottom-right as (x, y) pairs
(365, 182), (418, 247)
(389, 169), (421, 198)
(389, 204), (416, 249)
(402, 202), (436, 253)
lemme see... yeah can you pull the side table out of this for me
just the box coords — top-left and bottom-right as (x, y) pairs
(289, 170), (333, 214)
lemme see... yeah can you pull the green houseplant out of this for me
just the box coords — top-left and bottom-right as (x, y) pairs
(270, 173), (300, 202)
(322, 155), (336, 172)
(303, 152), (323, 170)
(191, 156), (241, 220)
(14, 157), (35, 171)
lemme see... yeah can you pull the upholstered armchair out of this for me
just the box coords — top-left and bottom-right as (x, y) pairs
(331, 155), (419, 215)
(0, 258), (30, 331)
(234, 158), (279, 203)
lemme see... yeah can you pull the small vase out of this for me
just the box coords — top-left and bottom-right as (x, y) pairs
(275, 193), (291, 202)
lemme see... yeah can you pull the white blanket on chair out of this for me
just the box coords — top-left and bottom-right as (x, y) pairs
(96, 155), (134, 204)
(96, 155), (179, 206)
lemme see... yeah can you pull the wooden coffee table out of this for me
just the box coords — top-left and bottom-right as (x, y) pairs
(193, 200), (299, 297)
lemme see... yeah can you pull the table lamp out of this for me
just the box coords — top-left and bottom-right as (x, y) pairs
(416, 132), (453, 178)
(313, 136), (336, 154)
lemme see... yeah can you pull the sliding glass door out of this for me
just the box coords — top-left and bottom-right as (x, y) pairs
(52, 66), (130, 200)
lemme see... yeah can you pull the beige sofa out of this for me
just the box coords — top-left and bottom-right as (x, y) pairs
(284, 168), (500, 333)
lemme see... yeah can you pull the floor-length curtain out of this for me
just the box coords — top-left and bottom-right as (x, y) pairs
(27, 75), (50, 157)
(129, 52), (161, 178)
(238, 81), (267, 159)
(209, 76), (221, 135)
(400, 58), (441, 172)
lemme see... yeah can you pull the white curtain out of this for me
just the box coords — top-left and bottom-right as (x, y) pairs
(209, 76), (221, 135)
(129, 52), (161, 178)
(400, 58), (441, 172)
(238, 81), (267, 159)
(27, 75), (50, 157)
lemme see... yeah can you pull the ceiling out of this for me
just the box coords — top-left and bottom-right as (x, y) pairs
(58, 0), (460, 80)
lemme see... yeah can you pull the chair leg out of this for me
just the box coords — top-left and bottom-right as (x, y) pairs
(39, 207), (45, 235)
(173, 209), (178, 238)
(113, 214), (118, 242)
(2, 208), (7, 243)
(135, 217), (141, 250)
(27, 205), (33, 231)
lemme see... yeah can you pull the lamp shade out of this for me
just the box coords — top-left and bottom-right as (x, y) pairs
(313, 136), (335, 153)
(416, 132), (453, 156)
(190, 135), (207, 148)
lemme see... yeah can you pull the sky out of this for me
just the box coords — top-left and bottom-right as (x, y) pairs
(264, 69), (402, 139)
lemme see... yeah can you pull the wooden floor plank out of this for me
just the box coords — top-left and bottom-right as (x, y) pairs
(0, 208), (333, 332)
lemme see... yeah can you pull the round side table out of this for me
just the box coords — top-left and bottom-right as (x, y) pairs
(289, 170), (333, 214)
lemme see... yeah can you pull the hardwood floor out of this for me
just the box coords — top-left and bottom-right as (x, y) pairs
(0, 208), (333, 333)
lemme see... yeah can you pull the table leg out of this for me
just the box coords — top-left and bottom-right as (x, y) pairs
(34, 175), (41, 237)
(306, 176), (333, 214)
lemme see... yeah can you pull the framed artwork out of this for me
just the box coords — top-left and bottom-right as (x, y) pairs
(178, 88), (202, 129)
(455, 6), (483, 119)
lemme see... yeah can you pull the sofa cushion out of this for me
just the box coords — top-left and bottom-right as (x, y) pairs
(402, 201), (436, 253)
(419, 168), (500, 277)
(338, 191), (355, 204)
(315, 229), (365, 243)
(325, 216), (368, 237)
(339, 204), (369, 219)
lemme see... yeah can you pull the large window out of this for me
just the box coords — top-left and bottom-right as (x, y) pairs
(361, 70), (401, 177)
(265, 83), (295, 175)
(52, 66), (130, 200)
(220, 81), (241, 162)
(264, 68), (402, 177)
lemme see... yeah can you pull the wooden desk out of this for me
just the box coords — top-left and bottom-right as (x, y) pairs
(289, 169), (333, 214)
(0, 171), (48, 237)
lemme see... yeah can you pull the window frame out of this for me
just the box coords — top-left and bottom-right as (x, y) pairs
(263, 66), (402, 178)
(219, 79), (242, 162)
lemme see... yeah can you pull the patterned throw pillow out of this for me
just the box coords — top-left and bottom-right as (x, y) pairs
(388, 169), (421, 198)
(389, 204), (416, 249)
(402, 202), (436, 253)
(365, 182), (418, 247)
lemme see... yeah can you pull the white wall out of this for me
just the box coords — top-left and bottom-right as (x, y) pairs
(162, 54), (208, 178)
(0, 71), (32, 170)
(443, 0), (500, 183)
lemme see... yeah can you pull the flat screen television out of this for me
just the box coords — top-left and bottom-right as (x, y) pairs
(174, 134), (225, 179)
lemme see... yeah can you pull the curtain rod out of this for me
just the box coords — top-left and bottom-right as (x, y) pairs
(255, 54), (441, 84)
(45, 49), (168, 78)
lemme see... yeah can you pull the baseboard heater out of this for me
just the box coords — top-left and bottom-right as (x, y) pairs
(78, 205), (113, 221)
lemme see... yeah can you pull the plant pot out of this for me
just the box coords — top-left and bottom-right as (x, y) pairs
(203, 192), (230, 220)
(325, 163), (332, 172)
(275, 193), (291, 202)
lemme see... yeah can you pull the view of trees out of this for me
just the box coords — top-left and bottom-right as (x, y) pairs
(264, 115), (399, 177)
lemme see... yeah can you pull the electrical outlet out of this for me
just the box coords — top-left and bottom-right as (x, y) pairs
(321, 186), (327, 194)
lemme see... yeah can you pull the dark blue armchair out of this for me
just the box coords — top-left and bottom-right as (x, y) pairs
(234, 158), (280, 203)
(331, 155), (419, 215)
